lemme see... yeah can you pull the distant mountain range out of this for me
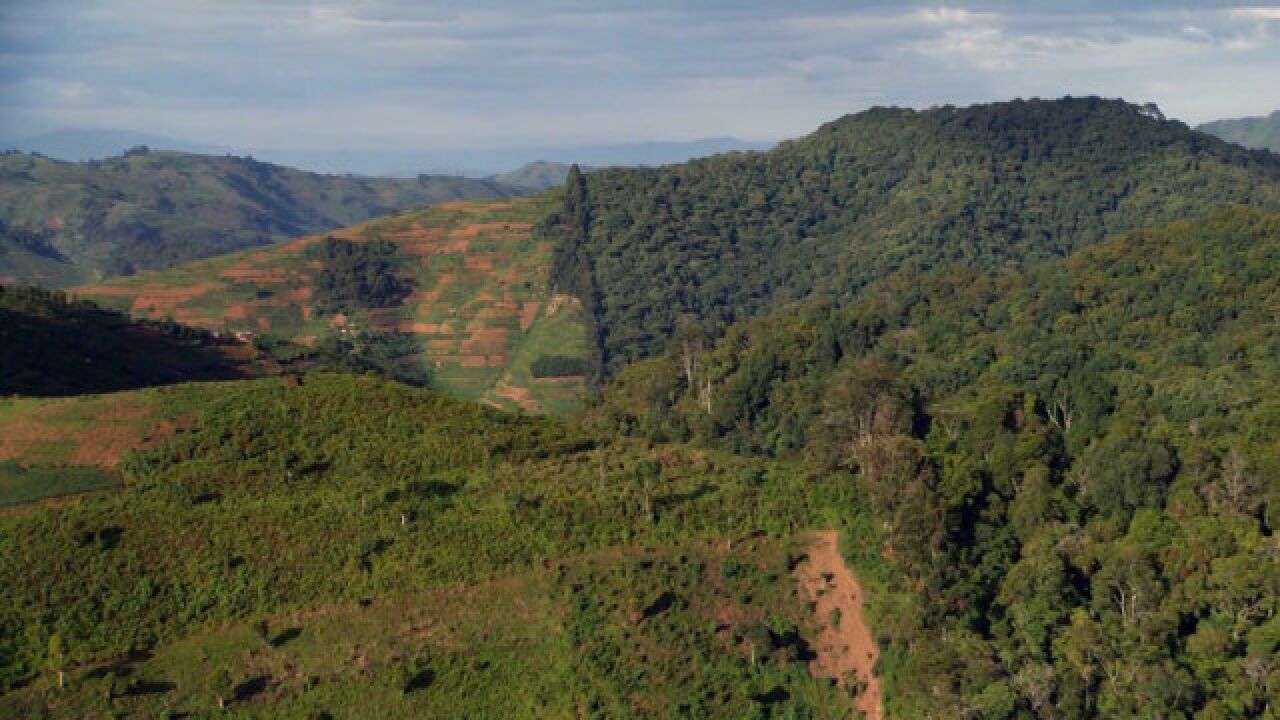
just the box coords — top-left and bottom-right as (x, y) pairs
(4, 128), (773, 176)
(0, 148), (515, 287)
(1198, 109), (1280, 153)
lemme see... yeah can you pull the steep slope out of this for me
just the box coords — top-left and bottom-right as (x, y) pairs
(0, 148), (517, 287)
(0, 374), (865, 718)
(78, 196), (590, 414)
(549, 97), (1280, 375)
(593, 206), (1280, 717)
(1199, 109), (1280, 152)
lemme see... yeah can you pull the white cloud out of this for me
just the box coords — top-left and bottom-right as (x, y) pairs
(918, 8), (977, 25)
(1229, 7), (1280, 21)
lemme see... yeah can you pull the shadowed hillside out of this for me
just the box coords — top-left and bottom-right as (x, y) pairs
(0, 284), (255, 396)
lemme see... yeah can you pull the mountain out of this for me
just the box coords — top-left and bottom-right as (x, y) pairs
(591, 206), (1280, 716)
(77, 196), (591, 415)
(1198, 109), (1280, 152)
(4, 129), (773, 176)
(0, 149), (517, 287)
(211, 137), (775, 177)
(547, 97), (1280, 377)
(489, 161), (577, 192)
(3, 128), (228, 161)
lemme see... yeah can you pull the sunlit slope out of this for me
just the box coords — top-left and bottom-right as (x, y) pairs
(0, 374), (867, 719)
(79, 196), (588, 413)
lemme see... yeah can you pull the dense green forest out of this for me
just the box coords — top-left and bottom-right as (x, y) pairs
(0, 284), (246, 395)
(590, 206), (1280, 717)
(1200, 109), (1280, 153)
(308, 236), (411, 315)
(0, 149), (517, 287)
(550, 97), (1280, 377)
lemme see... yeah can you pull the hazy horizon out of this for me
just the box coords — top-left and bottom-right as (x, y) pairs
(3, 1), (1280, 156)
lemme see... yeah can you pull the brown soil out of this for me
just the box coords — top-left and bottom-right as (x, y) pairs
(463, 255), (495, 271)
(452, 221), (532, 239)
(795, 530), (882, 720)
(0, 397), (187, 469)
(519, 302), (542, 331)
(460, 327), (510, 355)
(488, 377), (539, 412)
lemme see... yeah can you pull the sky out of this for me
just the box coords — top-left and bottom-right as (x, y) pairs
(2, 1), (1280, 152)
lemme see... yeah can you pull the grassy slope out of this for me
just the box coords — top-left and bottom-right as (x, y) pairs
(0, 150), (516, 287)
(78, 195), (588, 414)
(0, 374), (867, 718)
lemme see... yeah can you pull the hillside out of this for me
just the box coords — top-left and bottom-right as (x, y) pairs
(0, 373), (869, 718)
(591, 206), (1280, 716)
(489, 161), (576, 192)
(0, 149), (517, 287)
(78, 196), (590, 414)
(1199, 109), (1280, 152)
(548, 97), (1280, 376)
(0, 284), (260, 396)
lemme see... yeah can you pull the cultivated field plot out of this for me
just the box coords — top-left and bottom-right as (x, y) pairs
(79, 196), (589, 414)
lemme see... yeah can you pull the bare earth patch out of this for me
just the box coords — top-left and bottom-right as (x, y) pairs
(795, 530), (882, 720)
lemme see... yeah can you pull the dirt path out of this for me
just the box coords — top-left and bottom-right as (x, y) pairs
(796, 530), (882, 720)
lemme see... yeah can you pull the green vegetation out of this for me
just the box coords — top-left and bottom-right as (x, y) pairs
(0, 149), (517, 287)
(592, 206), (1280, 717)
(308, 236), (410, 314)
(0, 374), (861, 718)
(9, 97), (1280, 719)
(0, 284), (248, 395)
(530, 354), (589, 378)
(549, 97), (1280, 376)
(1199, 109), (1280, 153)
(0, 461), (118, 506)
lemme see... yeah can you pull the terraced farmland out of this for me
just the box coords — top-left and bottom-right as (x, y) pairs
(79, 196), (589, 414)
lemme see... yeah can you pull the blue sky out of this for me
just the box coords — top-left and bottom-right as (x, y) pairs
(2, 1), (1279, 150)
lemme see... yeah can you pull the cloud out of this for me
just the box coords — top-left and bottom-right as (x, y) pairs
(1, 1), (1279, 152)
(1230, 7), (1280, 20)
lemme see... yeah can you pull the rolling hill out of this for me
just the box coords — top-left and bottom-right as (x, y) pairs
(549, 97), (1280, 376)
(78, 196), (590, 415)
(1199, 109), (1280, 153)
(0, 148), (518, 288)
(0, 373), (872, 718)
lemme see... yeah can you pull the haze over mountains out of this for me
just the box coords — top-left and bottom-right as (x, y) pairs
(4, 128), (772, 177)
(1199, 109), (1280, 154)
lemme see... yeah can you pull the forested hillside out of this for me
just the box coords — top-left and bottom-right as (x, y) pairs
(549, 97), (1280, 376)
(591, 206), (1280, 716)
(0, 149), (516, 287)
(1199, 110), (1280, 153)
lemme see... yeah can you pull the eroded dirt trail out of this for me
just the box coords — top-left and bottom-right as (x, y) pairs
(796, 530), (883, 720)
